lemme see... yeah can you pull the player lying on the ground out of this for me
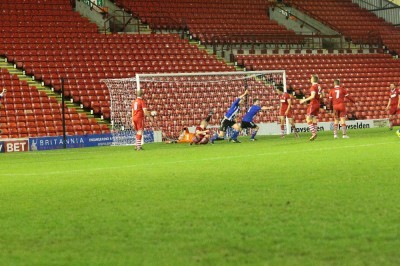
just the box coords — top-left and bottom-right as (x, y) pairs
(190, 119), (211, 145)
(165, 110), (214, 144)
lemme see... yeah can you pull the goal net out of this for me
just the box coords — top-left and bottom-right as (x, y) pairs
(103, 70), (286, 146)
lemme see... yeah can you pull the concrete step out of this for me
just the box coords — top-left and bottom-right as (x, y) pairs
(1, 58), (109, 125)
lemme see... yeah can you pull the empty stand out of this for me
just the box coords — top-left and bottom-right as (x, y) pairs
(290, 0), (400, 54)
(114, 0), (302, 45)
(2, 0), (399, 140)
(0, 68), (109, 138)
(0, 0), (235, 139)
(236, 53), (400, 123)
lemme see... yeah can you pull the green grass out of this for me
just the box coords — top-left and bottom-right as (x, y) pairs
(1, 128), (400, 265)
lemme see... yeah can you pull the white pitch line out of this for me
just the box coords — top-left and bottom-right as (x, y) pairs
(0, 141), (397, 177)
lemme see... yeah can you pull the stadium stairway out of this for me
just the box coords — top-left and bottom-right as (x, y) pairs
(0, 58), (110, 139)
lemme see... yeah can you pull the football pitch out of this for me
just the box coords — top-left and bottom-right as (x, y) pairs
(1, 128), (399, 265)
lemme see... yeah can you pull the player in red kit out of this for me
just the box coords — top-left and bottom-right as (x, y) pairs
(385, 83), (399, 130)
(131, 90), (154, 151)
(276, 88), (298, 138)
(190, 119), (211, 145)
(299, 75), (323, 141)
(328, 79), (356, 139)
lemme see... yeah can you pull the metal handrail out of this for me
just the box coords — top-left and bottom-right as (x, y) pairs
(77, 0), (109, 17)
(271, 3), (321, 34)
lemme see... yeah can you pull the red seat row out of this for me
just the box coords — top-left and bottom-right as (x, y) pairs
(115, 0), (302, 45)
(235, 53), (400, 123)
(291, 0), (400, 54)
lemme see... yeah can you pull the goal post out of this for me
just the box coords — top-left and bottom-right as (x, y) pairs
(103, 70), (288, 146)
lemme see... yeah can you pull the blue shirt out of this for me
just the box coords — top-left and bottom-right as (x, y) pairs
(242, 105), (261, 122)
(225, 98), (241, 121)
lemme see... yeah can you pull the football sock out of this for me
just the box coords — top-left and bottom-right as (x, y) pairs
(341, 124), (347, 135)
(231, 129), (239, 140)
(251, 130), (258, 139)
(210, 133), (218, 142)
(136, 133), (142, 149)
(205, 110), (213, 122)
(280, 125), (285, 136)
(312, 123), (317, 135)
(308, 122), (314, 135)
(333, 124), (338, 136)
(291, 126), (297, 134)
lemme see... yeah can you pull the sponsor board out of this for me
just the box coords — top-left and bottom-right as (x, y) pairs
(86, 134), (114, 147)
(29, 134), (114, 151)
(255, 119), (388, 136)
(0, 139), (29, 153)
(198, 119), (387, 137)
(28, 131), (160, 151)
(109, 130), (159, 145)
(336, 122), (371, 130)
(373, 119), (389, 128)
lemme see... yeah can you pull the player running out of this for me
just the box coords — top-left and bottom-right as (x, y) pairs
(299, 74), (323, 141)
(276, 88), (299, 139)
(131, 90), (154, 151)
(241, 98), (273, 141)
(385, 82), (400, 130)
(210, 90), (248, 143)
(328, 79), (356, 139)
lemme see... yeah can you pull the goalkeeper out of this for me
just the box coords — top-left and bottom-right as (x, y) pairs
(210, 90), (248, 143)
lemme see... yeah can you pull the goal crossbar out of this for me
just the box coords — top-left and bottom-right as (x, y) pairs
(103, 70), (288, 145)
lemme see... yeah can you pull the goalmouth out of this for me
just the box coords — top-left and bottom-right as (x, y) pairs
(103, 70), (287, 146)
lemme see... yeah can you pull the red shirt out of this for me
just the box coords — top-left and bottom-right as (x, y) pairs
(279, 92), (290, 111)
(329, 86), (348, 105)
(131, 97), (146, 120)
(195, 125), (208, 140)
(389, 88), (399, 106)
(309, 83), (321, 105)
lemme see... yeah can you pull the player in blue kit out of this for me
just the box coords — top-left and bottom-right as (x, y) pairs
(210, 90), (248, 143)
(241, 98), (273, 141)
